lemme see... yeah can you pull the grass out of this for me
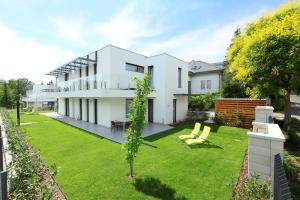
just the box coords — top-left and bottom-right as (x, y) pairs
(9, 111), (248, 200)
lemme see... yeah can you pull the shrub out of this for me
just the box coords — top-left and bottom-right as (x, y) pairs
(214, 113), (225, 125)
(230, 113), (244, 128)
(0, 109), (56, 199)
(188, 93), (219, 111)
(234, 173), (272, 200)
(284, 152), (300, 199)
(288, 118), (300, 148)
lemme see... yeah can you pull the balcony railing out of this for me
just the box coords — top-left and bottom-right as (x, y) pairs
(56, 75), (138, 92)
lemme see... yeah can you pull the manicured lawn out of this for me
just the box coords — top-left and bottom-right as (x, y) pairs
(10, 112), (248, 200)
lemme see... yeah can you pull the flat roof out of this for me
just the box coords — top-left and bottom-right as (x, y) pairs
(46, 56), (96, 76)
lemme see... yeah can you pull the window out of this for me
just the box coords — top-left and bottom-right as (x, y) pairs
(94, 64), (97, 74)
(207, 80), (211, 89)
(125, 99), (133, 118)
(64, 73), (69, 81)
(178, 68), (182, 88)
(148, 65), (153, 88)
(126, 63), (144, 73)
(201, 80), (205, 89)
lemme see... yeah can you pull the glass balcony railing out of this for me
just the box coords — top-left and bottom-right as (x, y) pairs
(56, 74), (139, 92)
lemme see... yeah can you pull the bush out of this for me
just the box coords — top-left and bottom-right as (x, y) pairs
(0, 109), (56, 199)
(284, 152), (300, 199)
(230, 113), (244, 128)
(288, 118), (300, 148)
(188, 93), (219, 111)
(234, 173), (272, 200)
(214, 113), (225, 125)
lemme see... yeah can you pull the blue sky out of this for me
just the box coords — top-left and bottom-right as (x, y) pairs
(0, 0), (285, 83)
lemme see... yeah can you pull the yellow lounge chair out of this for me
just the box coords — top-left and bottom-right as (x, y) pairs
(185, 126), (211, 145)
(179, 122), (201, 140)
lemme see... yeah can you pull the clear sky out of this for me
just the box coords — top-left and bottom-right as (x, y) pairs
(0, 0), (285, 83)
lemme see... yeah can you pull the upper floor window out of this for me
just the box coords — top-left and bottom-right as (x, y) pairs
(201, 80), (205, 89)
(126, 62), (144, 73)
(178, 67), (182, 88)
(206, 80), (211, 89)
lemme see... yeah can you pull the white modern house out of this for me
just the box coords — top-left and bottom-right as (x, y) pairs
(188, 60), (224, 94)
(23, 84), (57, 110)
(47, 45), (189, 128)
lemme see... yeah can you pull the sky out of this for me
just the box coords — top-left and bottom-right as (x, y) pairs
(0, 0), (286, 84)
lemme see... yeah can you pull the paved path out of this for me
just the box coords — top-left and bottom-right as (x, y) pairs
(274, 102), (300, 121)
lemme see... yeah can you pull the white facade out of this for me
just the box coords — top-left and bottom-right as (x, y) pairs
(188, 60), (224, 94)
(23, 84), (57, 109)
(189, 72), (222, 94)
(49, 45), (188, 127)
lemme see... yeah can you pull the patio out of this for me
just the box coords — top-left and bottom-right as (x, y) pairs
(42, 112), (172, 143)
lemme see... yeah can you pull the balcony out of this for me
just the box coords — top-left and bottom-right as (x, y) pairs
(54, 75), (156, 98)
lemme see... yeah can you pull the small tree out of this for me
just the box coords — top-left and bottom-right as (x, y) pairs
(123, 74), (152, 178)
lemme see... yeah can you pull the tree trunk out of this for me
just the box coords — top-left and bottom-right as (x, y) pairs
(130, 159), (133, 176)
(16, 100), (20, 126)
(283, 90), (291, 131)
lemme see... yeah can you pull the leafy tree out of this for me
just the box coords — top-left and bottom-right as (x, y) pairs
(227, 2), (300, 129)
(221, 71), (248, 98)
(0, 81), (12, 108)
(123, 74), (152, 178)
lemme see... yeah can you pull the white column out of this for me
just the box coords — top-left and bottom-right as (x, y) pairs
(248, 122), (285, 185)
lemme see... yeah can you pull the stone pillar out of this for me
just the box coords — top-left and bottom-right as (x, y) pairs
(255, 106), (274, 123)
(248, 122), (285, 185)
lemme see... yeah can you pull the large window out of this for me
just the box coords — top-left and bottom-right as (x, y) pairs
(178, 68), (182, 88)
(201, 80), (205, 89)
(206, 80), (211, 89)
(125, 99), (133, 118)
(126, 62), (144, 73)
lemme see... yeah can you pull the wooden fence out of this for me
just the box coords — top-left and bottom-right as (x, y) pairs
(215, 98), (266, 127)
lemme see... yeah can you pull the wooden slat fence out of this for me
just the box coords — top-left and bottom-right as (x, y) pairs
(215, 98), (266, 127)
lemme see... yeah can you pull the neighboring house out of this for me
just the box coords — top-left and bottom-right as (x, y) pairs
(46, 45), (188, 127)
(23, 84), (57, 110)
(188, 60), (225, 94)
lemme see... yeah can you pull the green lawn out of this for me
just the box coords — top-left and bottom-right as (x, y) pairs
(10, 112), (248, 200)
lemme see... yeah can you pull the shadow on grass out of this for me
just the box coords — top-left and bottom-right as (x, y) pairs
(142, 141), (158, 148)
(144, 126), (186, 142)
(188, 141), (223, 150)
(133, 177), (187, 200)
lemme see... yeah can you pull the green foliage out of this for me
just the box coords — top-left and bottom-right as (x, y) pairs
(123, 74), (152, 176)
(188, 93), (219, 111)
(0, 109), (56, 199)
(214, 113), (225, 125)
(0, 78), (33, 108)
(235, 173), (272, 200)
(226, 1), (300, 128)
(230, 113), (244, 128)
(288, 118), (300, 148)
(221, 71), (249, 98)
(284, 152), (300, 199)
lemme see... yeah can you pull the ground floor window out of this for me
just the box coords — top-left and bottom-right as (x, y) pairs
(125, 99), (133, 118)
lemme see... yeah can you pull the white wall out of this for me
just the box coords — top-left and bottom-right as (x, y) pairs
(190, 72), (221, 94)
(98, 98), (111, 127)
(55, 45), (189, 125)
